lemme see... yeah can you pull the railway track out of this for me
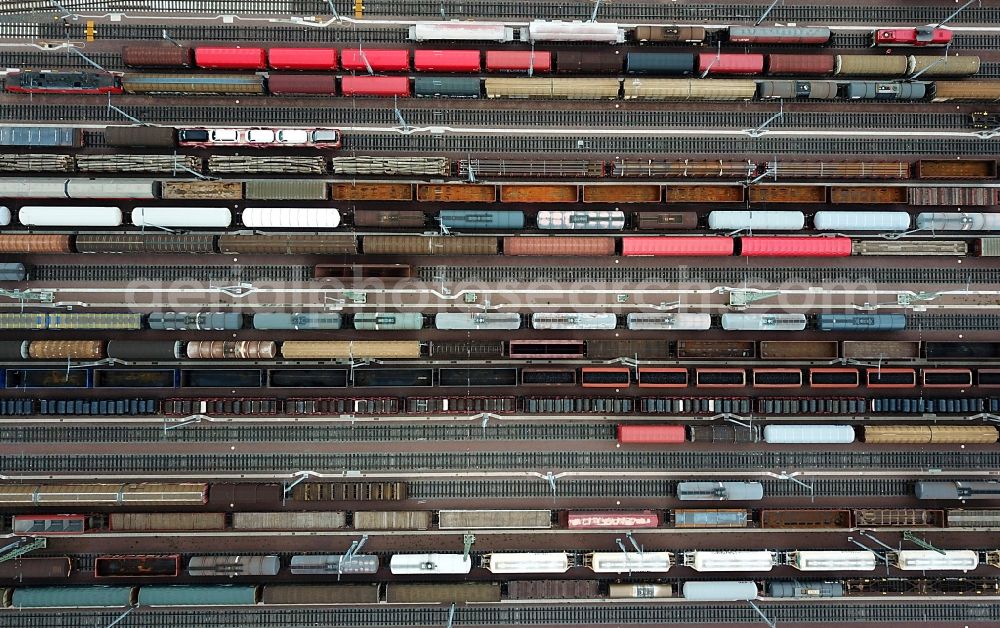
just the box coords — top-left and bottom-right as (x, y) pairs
(3, 0), (998, 24)
(30, 264), (312, 282)
(420, 265), (1000, 285)
(343, 134), (1000, 157)
(0, 103), (970, 131)
(4, 449), (999, 473)
(0, 422), (614, 444)
(411, 477), (917, 499)
(2, 602), (997, 627)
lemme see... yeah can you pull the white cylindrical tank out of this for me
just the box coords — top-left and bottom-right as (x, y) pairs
(708, 211), (805, 231)
(588, 551), (672, 574)
(485, 552), (570, 574)
(434, 313), (522, 330)
(916, 212), (1000, 231)
(242, 207), (341, 229)
(791, 550), (877, 572)
(894, 550), (979, 571)
(686, 550), (775, 572)
(763, 425), (856, 444)
(19, 206), (123, 227)
(626, 313), (712, 330)
(814, 211), (911, 231)
(0, 206), (10, 226)
(132, 207), (232, 228)
(389, 553), (472, 575)
(682, 581), (758, 601)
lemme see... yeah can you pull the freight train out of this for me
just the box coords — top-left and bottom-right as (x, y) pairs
(7, 69), (992, 101)
(0, 312), (912, 333)
(617, 423), (998, 445)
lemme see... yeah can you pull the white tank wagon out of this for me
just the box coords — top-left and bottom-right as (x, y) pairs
(814, 211), (911, 231)
(0, 178), (157, 198)
(483, 552), (571, 574)
(241, 207), (341, 229)
(434, 313), (522, 330)
(677, 481), (764, 501)
(763, 425), (856, 444)
(289, 554), (379, 575)
(916, 213), (1000, 231)
(893, 550), (979, 571)
(682, 581), (758, 601)
(708, 211), (805, 231)
(0, 206), (9, 226)
(187, 555), (281, 577)
(586, 551), (672, 574)
(19, 206), (123, 227)
(788, 550), (878, 572)
(389, 553), (471, 575)
(523, 20), (626, 43)
(131, 207), (232, 228)
(409, 21), (516, 42)
(626, 313), (711, 330)
(531, 313), (617, 330)
(683, 550), (776, 573)
(721, 313), (807, 331)
(536, 210), (625, 230)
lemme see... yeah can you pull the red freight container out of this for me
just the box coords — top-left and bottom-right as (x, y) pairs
(486, 50), (553, 72)
(766, 54), (835, 75)
(621, 236), (734, 256)
(268, 48), (338, 71)
(698, 53), (765, 75)
(122, 45), (192, 68)
(617, 424), (686, 444)
(340, 48), (410, 71)
(565, 511), (660, 529)
(267, 74), (337, 95)
(740, 236), (852, 257)
(341, 76), (411, 97)
(414, 49), (481, 72)
(504, 236), (615, 256)
(194, 47), (267, 70)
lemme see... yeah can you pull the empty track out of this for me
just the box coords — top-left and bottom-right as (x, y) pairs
(1, 602), (997, 627)
(4, 449), (999, 474)
(0, 103), (971, 131)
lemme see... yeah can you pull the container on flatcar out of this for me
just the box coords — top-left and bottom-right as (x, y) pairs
(768, 581), (844, 598)
(617, 424), (685, 444)
(609, 583), (673, 598)
(682, 581), (758, 601)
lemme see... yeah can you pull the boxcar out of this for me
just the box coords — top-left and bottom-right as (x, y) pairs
(341, 76), (411, 97)
(617, 424), (685, 444)
(486, 50), (552, 72)
(268, 48), (337, 71)
(438, 510), (552, 530)
(194, 47), (266, 70)
(340, 48), (410, 71)
(413, 77), (481, 98)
